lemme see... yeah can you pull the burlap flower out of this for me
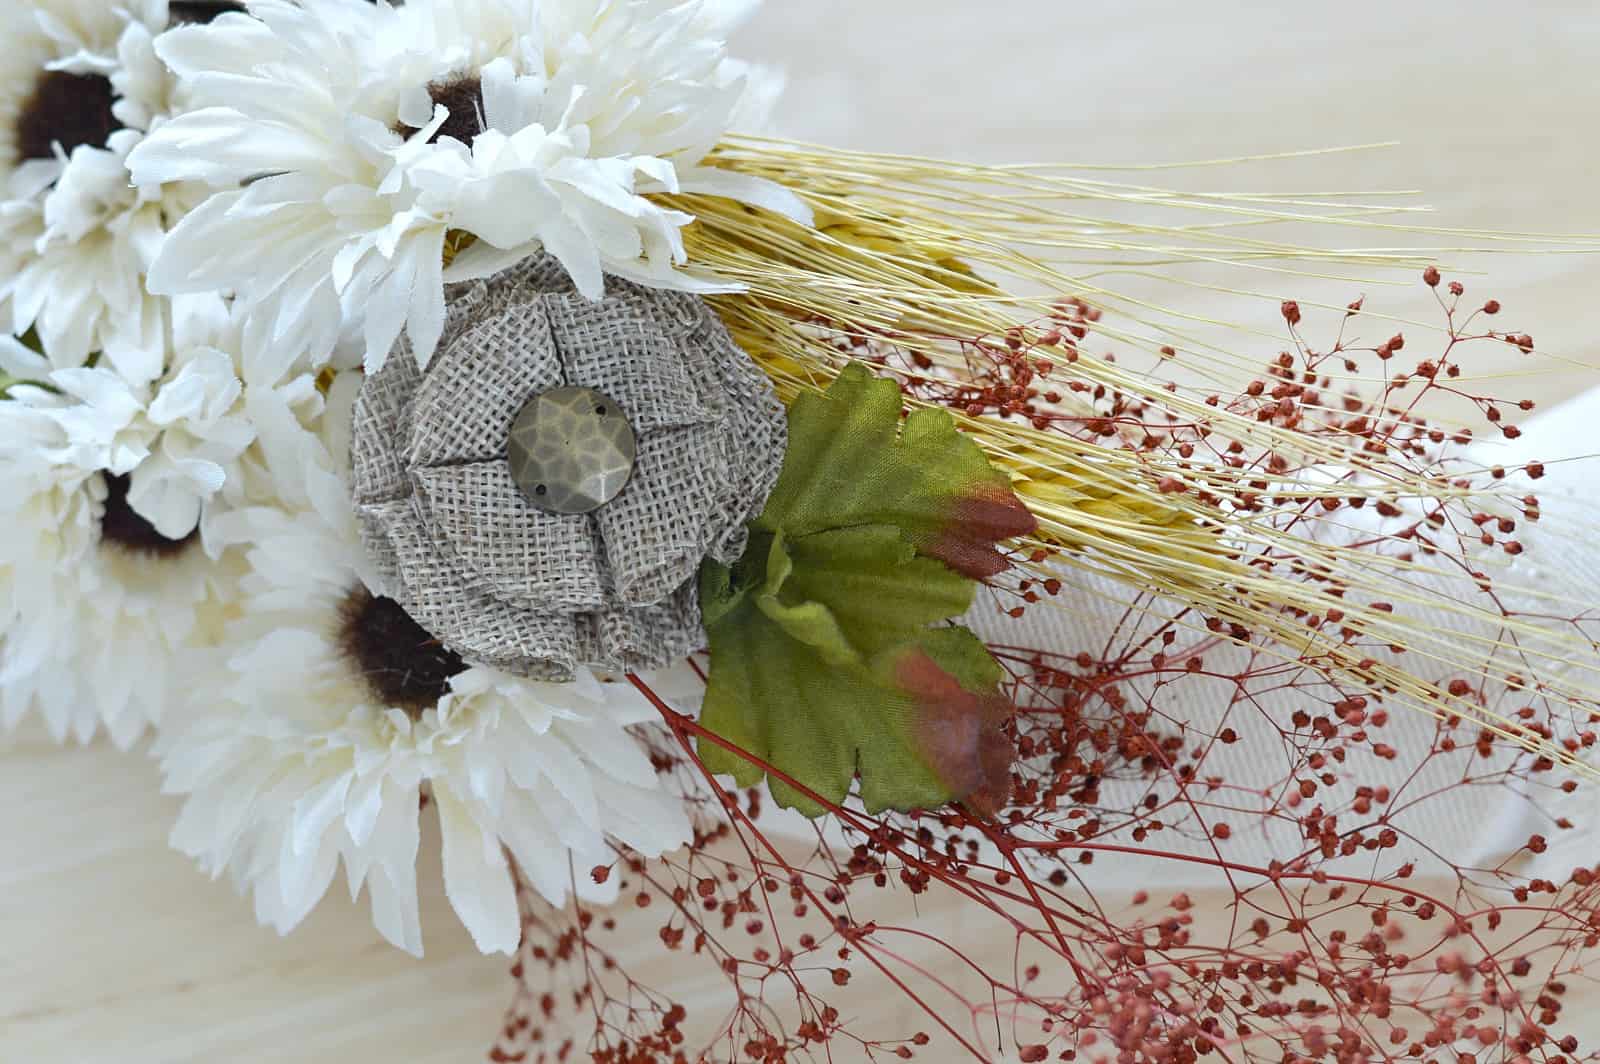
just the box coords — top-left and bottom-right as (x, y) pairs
(350, 255), (787, 678)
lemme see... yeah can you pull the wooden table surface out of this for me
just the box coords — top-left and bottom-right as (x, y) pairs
(5, 2), (1599, 1061)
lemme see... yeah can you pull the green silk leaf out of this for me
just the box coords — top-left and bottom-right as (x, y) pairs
(755, 363), (1037, 579)
(696, 364), (1035, 817)
(699, 527), (1007, 816)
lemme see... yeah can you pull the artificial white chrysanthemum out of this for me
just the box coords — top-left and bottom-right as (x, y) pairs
(159, 461), (693, 955)
(128, 0), (809, 375)
(0, 0), (200, 379)
(0, 296), (334, 747)
(0, 391), (233, 746)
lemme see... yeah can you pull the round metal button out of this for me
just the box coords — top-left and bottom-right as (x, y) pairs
(508, 387), (636, 514)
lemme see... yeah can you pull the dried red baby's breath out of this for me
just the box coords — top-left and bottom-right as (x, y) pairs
(490, 276), (1597, 1063)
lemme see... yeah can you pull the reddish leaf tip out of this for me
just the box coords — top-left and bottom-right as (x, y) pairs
(925, 482), (1038, 580)
(894, 647), (1015, 814)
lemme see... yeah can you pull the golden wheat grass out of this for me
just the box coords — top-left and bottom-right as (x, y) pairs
(684, 138), (1600, 777)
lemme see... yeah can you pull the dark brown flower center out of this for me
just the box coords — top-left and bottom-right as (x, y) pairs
(15, 70), (123, 162)
(99, 473), (199, 558)
(168, 0), (377, 24)
(337, 586), (466, 716)
(167, 0), (247, 25)
(400, 75), (486, 146)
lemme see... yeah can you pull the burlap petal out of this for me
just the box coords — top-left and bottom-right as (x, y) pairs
(700, 307), (790, 565)
(581, 581), (702, 674)
(357, 497), (584, 679)
(410, 462), (606, 612)
(350, 351), (420, 506)
(594, 426), (729, 607)
(349, 254), (788, 678)
(407, 303), (564, 468)
(542, 290), (711, 433)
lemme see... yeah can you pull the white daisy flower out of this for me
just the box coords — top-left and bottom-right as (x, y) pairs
(0, 388), (235, 747)
(0, 0), (202, 380)
(127, 0), (810, 375)
(0, 297), (331, 747)
(159, 461), (693, 956)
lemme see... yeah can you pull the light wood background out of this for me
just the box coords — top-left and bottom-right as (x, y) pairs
(5, 2), (1599, 1061)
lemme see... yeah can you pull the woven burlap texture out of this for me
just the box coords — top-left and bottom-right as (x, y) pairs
(350, 255), (788, 679)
